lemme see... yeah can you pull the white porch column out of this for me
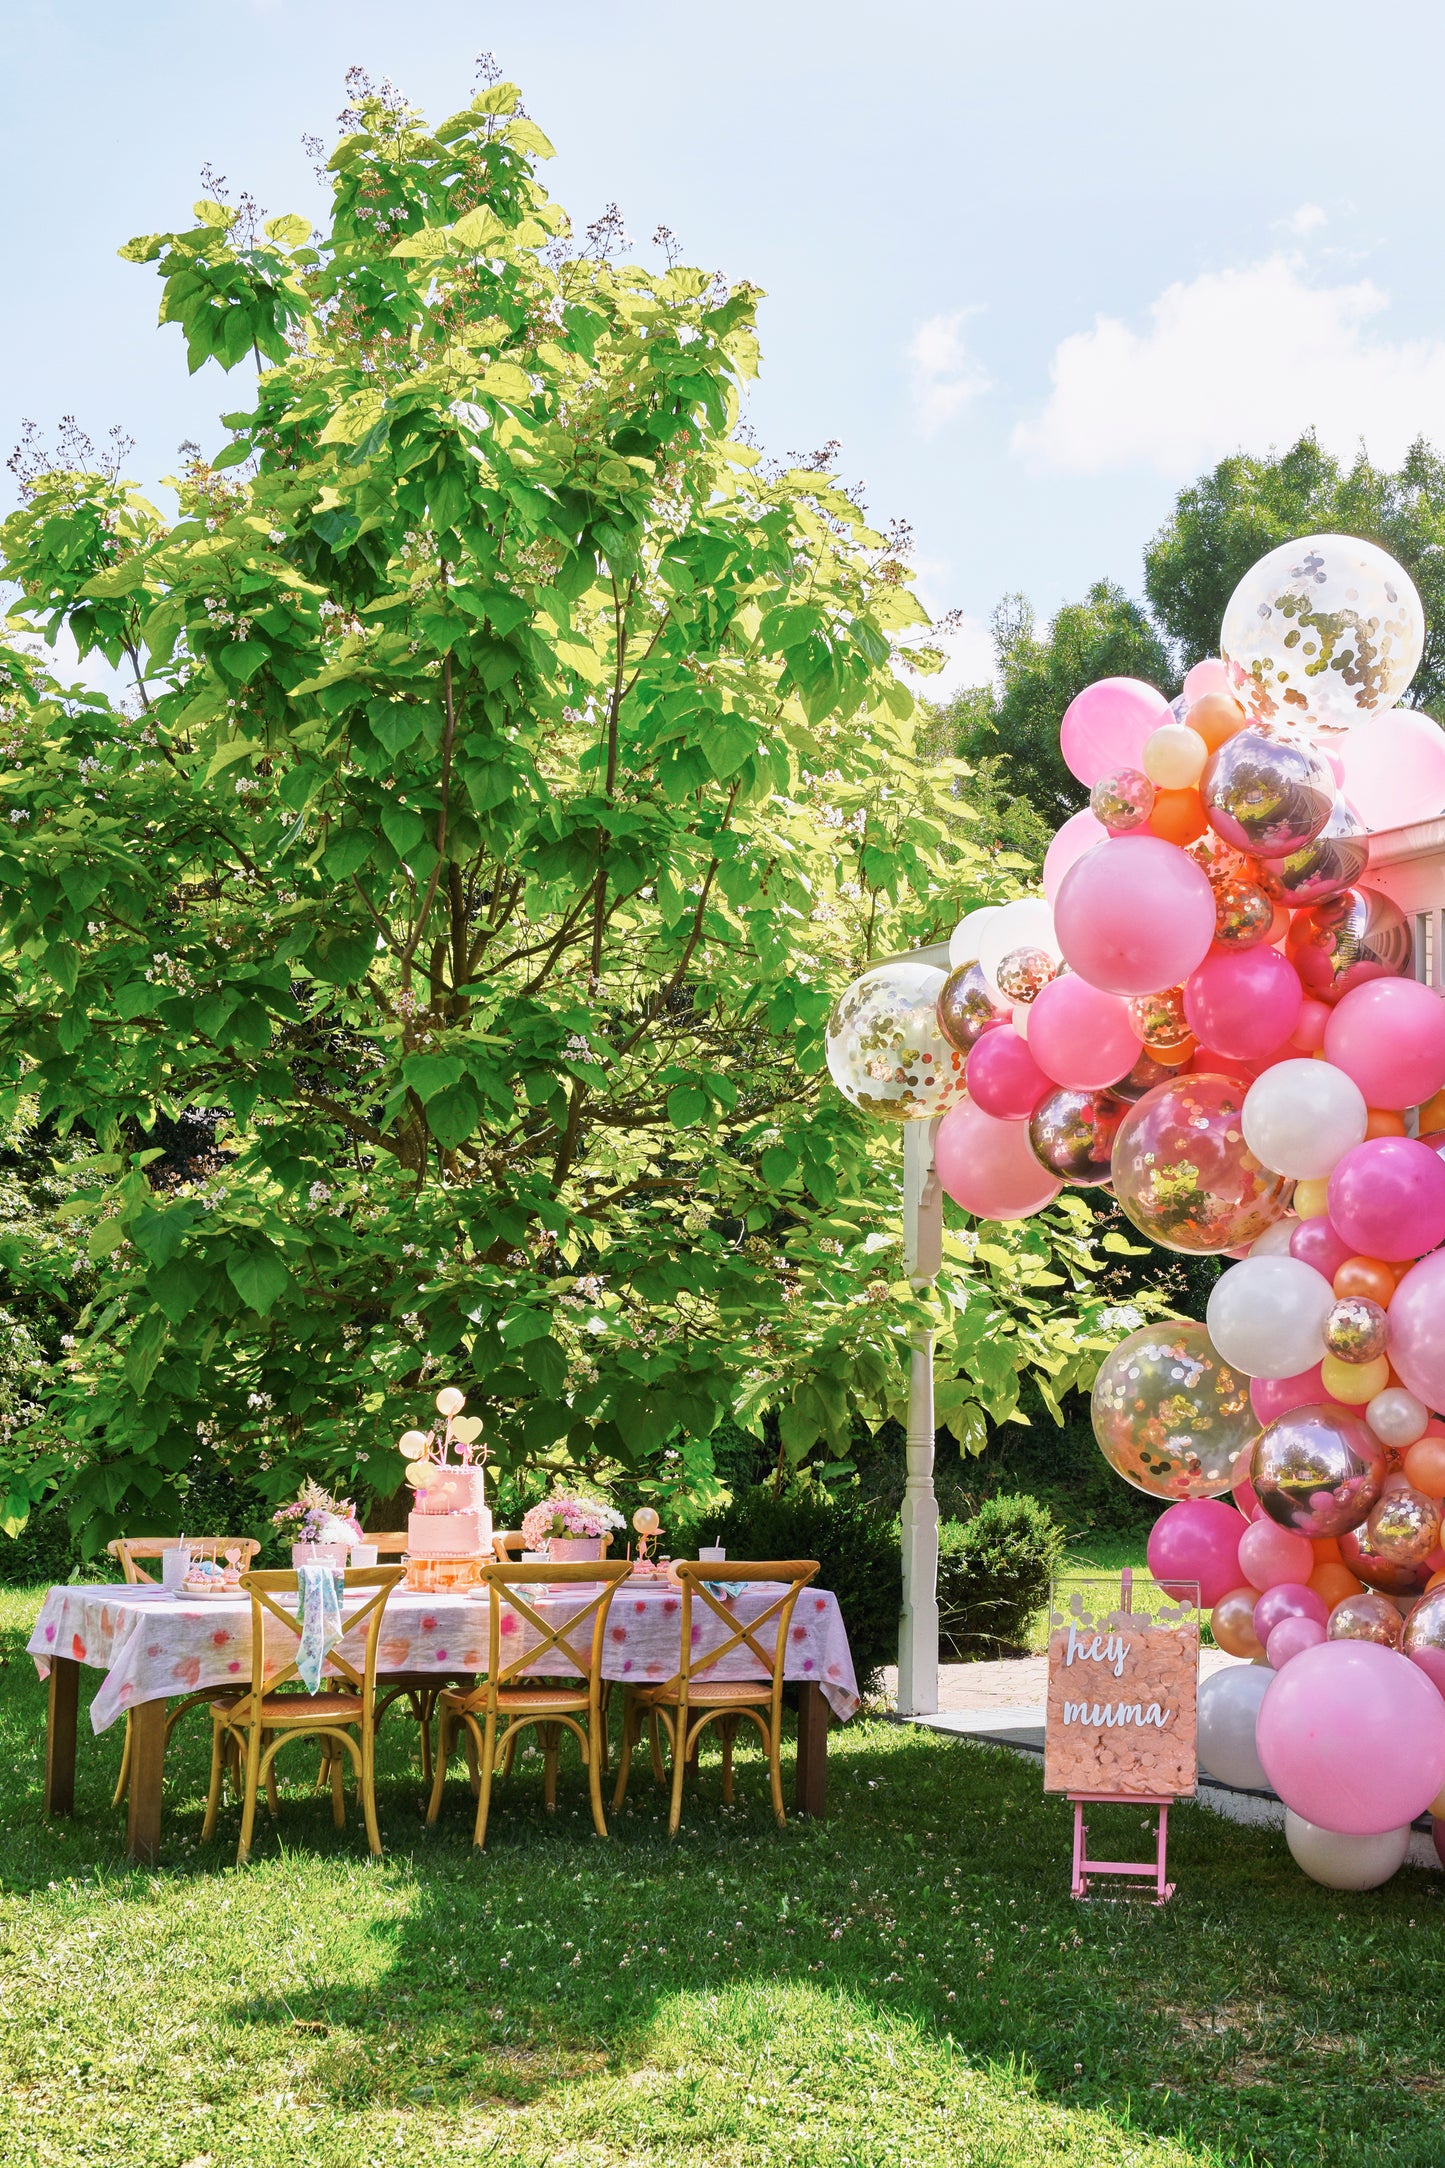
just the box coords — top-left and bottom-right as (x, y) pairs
(897, 1117), (942, 1716)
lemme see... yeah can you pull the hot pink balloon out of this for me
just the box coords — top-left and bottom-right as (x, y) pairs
(1146, 1497), (1245, 1607)
(1026, 973), (1141, 1092)
(1289, 1219), (1353, 1280)
(1266, 1615), (1326, 1667)
(1059, 676), (1171, 788)
(1253, 1581), (1329, 1640)
(933, 1096), (1063, 1221)
(1043, 809), (1108, 904)
(1251, 1365), (1326, 1425)
(1232, 1454), (1260, 1519)
(1336, 708), (1445, 835)
(1289, 997), (1331, 1053)
(1326, 1136), (1445, 1263)
(1324, 979), (1445, 1111)
(1183, 947), (1303, 1062)
(1053, 835), (1217, 997)
(964, 1026), (1049, 1120)
(1382, 1251), (1445, 1411)
(1256, 1640), (1445, 1833)
(1239, 1517), (1314, 1592)
(1183, 658), (1232, 703)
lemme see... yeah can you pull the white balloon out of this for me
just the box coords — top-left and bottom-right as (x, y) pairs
(1241, 1060), (1368, 1181)
(1248, 1219), (1297, 1257)
(1284, 1812), (1412, 1890)
(1198, 1664), (1274, 1789)
(1206, 1256), (1334, 1379)
(1366, 1386), (1430, 1451)
(976, 897), (1060, 1004)
(949, 905), (1004, 971)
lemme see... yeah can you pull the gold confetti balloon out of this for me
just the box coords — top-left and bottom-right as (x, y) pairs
(1090, 1320), (1256, 1500)
(1364, 1483), (1440, 1568)
(1324, 1297), (1389, 1365)
(1251, 1405), (1385, 1538)
(1201, 730), (1334, 860)
(1221, 533), (1425, 735)
(1127, 985), (1191, 1049)
(1327, 1590), (1404, 1649)
(936, 962), (1009, 1053)
(1089, 766), (1155, 834)
(1027, 1086), (1128, 1187)
(1286, 885), (1412, 1005)
(826, 961), (968, 1121)
(1187, 831), (1255, 892)
(1211, 876), (1275, 951)
(994, 944), (1056, 1005)
(1110, 1074), (1292, 1254)
(1257, 797), (1368, 908)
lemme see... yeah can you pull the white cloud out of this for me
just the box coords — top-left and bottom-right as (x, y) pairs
(1281, 202), (1328, 237)
(1012, 252), (1445, 479)
(907, 308), (992, 435)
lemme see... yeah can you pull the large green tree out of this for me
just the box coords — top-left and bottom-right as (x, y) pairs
(0, 78), (1123, 1548)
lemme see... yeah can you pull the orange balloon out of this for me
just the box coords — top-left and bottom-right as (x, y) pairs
(1364, 1108), (1408, 1139)
(1267, 903), (1292, 945)
(1293, 1178), (1330, 1220)
(1418, 1089), (1445, 1134)
(1309, 1562), (1365, 1608)
(1145, 1037), (1195, 1066)
(1189, 692), (1249, 751)
(1404, 1438), (1445, 1498)
(1310, 1536), (1343, 1563)
(1211, 1585), (1266, 1660)
(1148, 788), (1208, 845)
(1333, 1256), (1396, 1306)
(1428, 1571), (1445, 1596)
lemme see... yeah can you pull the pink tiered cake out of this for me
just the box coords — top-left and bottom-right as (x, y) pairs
(407, 1461), (492, 1559)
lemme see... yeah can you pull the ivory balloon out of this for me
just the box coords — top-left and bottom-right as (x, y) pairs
(1367, 1387), (1429, 1451)
(948, 905), (1004, 971)
(1197, 1663), (1274, 1789)
(1206, 1257), (1334, 1380)
(1240, 1059), (1366, 1182)
(1284, 1812), (1412, 1889)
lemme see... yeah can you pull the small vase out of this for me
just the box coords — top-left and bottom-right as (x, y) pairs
(548, 1535), (603, 1563)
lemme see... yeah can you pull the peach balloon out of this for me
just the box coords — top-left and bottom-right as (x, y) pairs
(1293, 1179), (1330, 1220)
(1333, 1256), (1397, 1307)
(1290, 998), (1331, 1053)
(1144, 723), (1209, 790)
(1405, 1438), (1445, 1498)
(1189, 692), (1249, 751)
(1148, 787), (1209, 845)
(1310, 1562), (1365, 1608)
(1211, 1585), (1266, 1659)
(1364, 1109), (1409, 1140)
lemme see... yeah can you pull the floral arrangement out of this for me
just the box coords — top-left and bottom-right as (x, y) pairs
(271, 1479), (363, 1546)
(520, 1493), (626, 1548)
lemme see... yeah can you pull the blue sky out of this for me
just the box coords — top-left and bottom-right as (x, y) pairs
(8, 0), (1445, 690)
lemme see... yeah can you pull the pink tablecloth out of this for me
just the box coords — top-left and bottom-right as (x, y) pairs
(28, 1580), (861, 1735)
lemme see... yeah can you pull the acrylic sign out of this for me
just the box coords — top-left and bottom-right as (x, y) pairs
(1043, 1583), (1199, 1797)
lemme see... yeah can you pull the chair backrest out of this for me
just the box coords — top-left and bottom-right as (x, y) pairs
(237, 1566), (404, 1707)
(478, 1561), (630, 1701)
(360, 1531), (409, 1557)
(669, 1561), (820, 1703)
(108, 1536), (260, 1586)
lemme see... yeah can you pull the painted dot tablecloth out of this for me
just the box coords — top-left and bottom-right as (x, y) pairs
(28, 1580), (861, 1735)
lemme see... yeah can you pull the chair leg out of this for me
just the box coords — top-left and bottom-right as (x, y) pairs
(587, 1705), (609, 1839)
(425, 1706), (454, 1826)
(464, 1721), (480, 1796)
(265, 1747), (280, 1820)
(330, 1741), (346, 1830)
(472, 1710), (498, 1850)
(667, 1708), (689, 1837)
(767, 1718), (787, 1829)
(542, 1721), (560, 1814)
(417, 1691), (435, 1785)
(237, 1726), (263, 1866)
(499, 1727), (518, 1778)
(598, 1682), (613, 1775)
(720, 1715), (737, 1806)
(611, 1694), (638, 1812)
(360, 1723), (382, 1858)
(112, 1712), (133, 1810)
(202, 1721), (225, 1842)
(648, 1711), (665, 1785)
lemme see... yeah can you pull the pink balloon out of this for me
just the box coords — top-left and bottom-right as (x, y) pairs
(1256, 1640), (1445, 1833)
(1059, 676), (1171, 788)
(1336, 708), (1445, 835)
(1233, 1455), (1260, 1519)
(964, 1027), (1049, 1120)
(1266, 1615), (1326, 1667)
(1382, 1250), (1445, 1411)
(1183, 947), (1303, 1062)
(1253, 1581), (1329, 1639)
(1289, 997), (1331, 1053)
(1054, 835), (1217, 997)
(1026, 974), (1142, 1091)
(1326, 1136), (1445, 1263)
(933, 1096), (1063, 1221)
(1146, 1498), (1245, 1607)
(1183, 658), (1232, 703)
(1324, 979), (1445, 1111)
(1239, 1517), (1315, 1592)
(1288, 1219), (1353, 1278)
(1043, 810), (1108, 904)
(1251, 1365), (1326, 1425)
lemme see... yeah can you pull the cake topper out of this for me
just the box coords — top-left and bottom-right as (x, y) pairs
(398, 1387), (489, 1504)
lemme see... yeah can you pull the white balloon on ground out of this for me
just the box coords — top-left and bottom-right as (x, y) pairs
(1249, 1219), (1298, 1257)
(1284, 1812), (1412, 1889)
(1197, 1663), (1274, 1789)
(1366, 1387), (1430, 1450)
(1241, 1060), (1368, 1181)
(949, 905), (1005, 971)
(1206, 1256), (1334, 1379)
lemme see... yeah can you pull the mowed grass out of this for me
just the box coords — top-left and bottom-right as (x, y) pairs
(2, 1586), (1444, 2168)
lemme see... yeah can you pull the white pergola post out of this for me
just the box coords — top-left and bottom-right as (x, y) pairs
(897, 1114), (942, 1715)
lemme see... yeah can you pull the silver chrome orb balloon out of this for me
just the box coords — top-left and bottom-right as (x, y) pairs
(1327, 1590), (1404, 1648)
(1109, 1048), (1189, 1102)
(1363, 1483), (1440, 1568)
(1201, 730), (1334, 861)
(1286, 885), (1413, 1005)
(1324, 1297), (1389, 1365)
(825, 961), (968, 1121)
(1028, 1086), (1128, 1187)
(1340, 1518), (1435, 1597)
(1257, 797), (1369, 907)
(936, 962), (1009, 1053)
(1252, 1403), (1386, 1538)
(1091, 1319), (1256, 1500)
(1220, 533), (1425, 735)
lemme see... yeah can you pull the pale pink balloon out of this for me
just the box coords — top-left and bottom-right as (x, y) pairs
(1383, 1251), (1445, 1412)
(1239, 1517), (1314, 1591)
(964, 1026), (1049, 1120)
(933, 1096), (1063, 1221)
(1289, 998), (1331, 1053)
(1336, 709), (1445, 835)
(1324, 979), (1445, 1111)
(1042, 809), (1108, 904)
(1183, 658), (1232, 703)
(1026, 973), (1142, 1091)
(1257, 1640), (1445, 1834)
(1053, 835), (1217, 997)
(1266, 1615), (1326, 1667)
(1059, 677), (1171, 788)
(1183, 947), (1303, 1062)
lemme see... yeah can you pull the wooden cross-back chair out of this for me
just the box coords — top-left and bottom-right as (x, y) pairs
(202, 1565), (404, 1865)
(356, 1531), (474, 1783)
(612, 1560), (819, 1835)
(105, 1536), (262, 1809)
(427, 1561), (629, 1849)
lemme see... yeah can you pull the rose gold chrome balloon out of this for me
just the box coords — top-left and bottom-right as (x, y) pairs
(1324, 1297), (1389, 1365)
(1028, 1087), (1127, 1187)
(1326, 1590), (1404, 1648)
(1286, 885), (1413, 1005)
(994, 945), (1056, 1005)
(936, 962), (1008, 1053)
(1211, 876), (1275, 950)
(1110, 1047), (1189, 1101)
(1202, 730), (1334, 860)
(1257, 797), (1368, 907)
(1340, 1516), (1435, 1596)
(1364, 1483), (1440, 1567)
(1127, 985), (1191, 1049)
(1251, 1404), (1386, 1537)
(1402, 1585), (1445, 1693)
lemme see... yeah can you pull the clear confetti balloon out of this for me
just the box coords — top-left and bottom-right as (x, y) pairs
(826, 961), (967, 1121)
(1324, 1297), (1389, 1365)
(994, 945), (1056, 1005)
(1111, 1074), (1292, 1254)
(1027, 1086), (1127, 1187)
(1188, 830), (1255, 892)
(1327, 1591), (1404, 1649)
(1089, 766), (1155, 834)
(1364, 1484), (1440, 1568)
(1257, 797), (1369, 908)
(1286, 886), (1413, 1005)
(1221, 534), (1425, 735)
(1127, 985), (1192, 1050)
(1202, 730), (1334, 860)
(1211, 876), (1275, 951)
(1252, 1404), (1386, 1537)
(936, 962), (1009, 1052)
(1091, 1320), (1256, 1500)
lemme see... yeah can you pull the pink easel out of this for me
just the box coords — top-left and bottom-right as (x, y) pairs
(1065, 1571), (1176, 1905)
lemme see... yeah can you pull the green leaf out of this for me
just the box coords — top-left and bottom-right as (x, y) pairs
(425, 1081), (481, 1150)
(521, 1335), (568, 1393)
(667, 1085), (707, 1128)
(264, 214), (312, 247)
(149, 1255), (210, 1325)
(226, 1245), (291, 1316)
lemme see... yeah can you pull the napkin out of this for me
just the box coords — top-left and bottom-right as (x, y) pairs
(295, 1562), (344, 1693)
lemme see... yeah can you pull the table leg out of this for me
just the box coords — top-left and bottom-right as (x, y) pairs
(125, 1697), (167, 1866)
(794, 1682), (829, 1818)
(44, 1658), (80, 1817)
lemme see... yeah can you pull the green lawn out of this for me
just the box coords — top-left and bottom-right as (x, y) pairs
(2, 1583), (1442, 2168)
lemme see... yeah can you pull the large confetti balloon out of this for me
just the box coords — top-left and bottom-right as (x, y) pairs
(1027, 1086), (1127, 1186)
(1251, 1405), (1385, 1538)
(1110, 1074), (1291, 1254)
(1221, 534), (1425, 735)
(1201, 730), (1334, 860)
(826, 962), (968, 1121)
(1287, 887), (1412, 1005)
(1257, 797), (1368, 907)
(936, 962), (1009, 1052)
(1090, 1320), (1256, 1500)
